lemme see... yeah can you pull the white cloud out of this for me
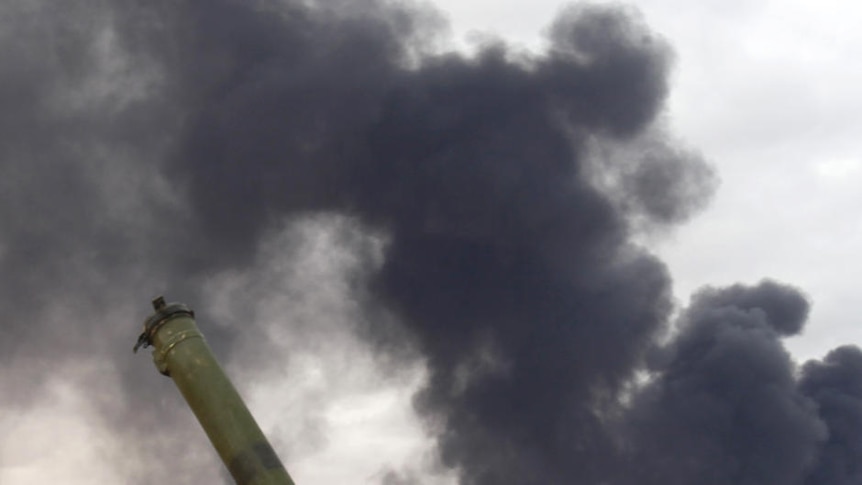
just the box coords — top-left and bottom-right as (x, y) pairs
(0, 362), (130, 484)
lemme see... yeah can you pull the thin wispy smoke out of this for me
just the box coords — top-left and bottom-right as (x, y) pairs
(0, 1), (859, 484)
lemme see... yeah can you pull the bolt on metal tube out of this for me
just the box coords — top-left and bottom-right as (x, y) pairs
(135, 296), (295, 485)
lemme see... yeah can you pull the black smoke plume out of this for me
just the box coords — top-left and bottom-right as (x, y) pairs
(0, 1), (860, 484)
(623, 281), (825, 485)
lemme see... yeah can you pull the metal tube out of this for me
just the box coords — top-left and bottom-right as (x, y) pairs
(135, 296), (295, 485)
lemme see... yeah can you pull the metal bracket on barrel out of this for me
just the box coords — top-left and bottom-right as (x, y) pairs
(133, 296), (195, 353)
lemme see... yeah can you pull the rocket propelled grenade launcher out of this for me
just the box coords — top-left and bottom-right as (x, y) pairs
(135, 296), (295, 485)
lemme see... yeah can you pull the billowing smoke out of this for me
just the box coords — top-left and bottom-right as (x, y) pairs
(623, 281), (825, 485)
(1, 1), (860, 484)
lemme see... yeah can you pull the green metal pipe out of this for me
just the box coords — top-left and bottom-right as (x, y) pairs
(134, 296), (295, 485)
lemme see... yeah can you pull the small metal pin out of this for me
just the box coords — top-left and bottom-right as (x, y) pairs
(133, 333), (148, 353)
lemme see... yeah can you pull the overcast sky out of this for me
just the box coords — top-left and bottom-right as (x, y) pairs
(1, 1), (861, 484)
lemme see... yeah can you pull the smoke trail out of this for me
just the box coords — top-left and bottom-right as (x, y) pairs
(1, 1), (861, 484)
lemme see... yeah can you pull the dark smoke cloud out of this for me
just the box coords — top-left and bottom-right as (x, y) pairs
(623, 281), (825, 485)
(167, 3), (698, 482)
(1, 1), (861, 484)
(0, 1), (247, 482)
(800, 346), (862, 484)
(689, 280), (811, 336)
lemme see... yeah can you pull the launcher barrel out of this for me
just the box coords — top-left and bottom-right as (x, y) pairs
(135, 296), (295, 485)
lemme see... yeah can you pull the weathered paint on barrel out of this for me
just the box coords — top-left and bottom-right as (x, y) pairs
(136, 297), (295, 485)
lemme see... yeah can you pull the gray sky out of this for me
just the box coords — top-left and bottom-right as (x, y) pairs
(2, 1), (861, 484)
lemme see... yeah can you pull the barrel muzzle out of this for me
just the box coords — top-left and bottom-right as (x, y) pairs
(133, 296), (195, 353)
